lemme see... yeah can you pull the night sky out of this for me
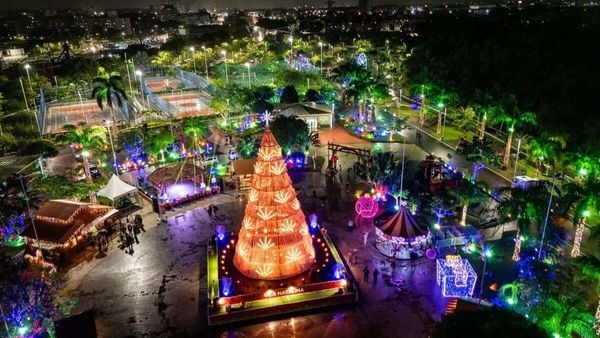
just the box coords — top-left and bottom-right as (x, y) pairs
(0, 0), (433, 11)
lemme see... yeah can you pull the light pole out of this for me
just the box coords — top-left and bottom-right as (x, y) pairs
(479, 247), (492, 307)
(436, 102), (444, 135)
(318, 41), (323, 75)
(244, 62), (251, 88)
(441, 107), (447, 141)
(135, 70), (144, 95)
(24, 64), (37, 110)
(124, 52), (134, 93)
(538, 174), (560, 260)
(189, 46), (197, 75)
(288, 36), (294, 67)
(221, 50), (229, 84)
(202, 45), (209, 81)
(104, 120), (118, 174)
(513, 138), (522, 178)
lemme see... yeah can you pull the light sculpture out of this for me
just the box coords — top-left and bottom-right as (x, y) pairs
(233, 129), (315, 279)
(436, 255), (477, 297)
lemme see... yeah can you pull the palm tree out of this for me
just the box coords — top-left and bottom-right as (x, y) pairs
(91, 72), (127, 131)
(573, 256), (600, 336)
(494, 102), (537, 167)
(62, 124), (108, 183)
(497, 185), (547, 261)
(528, 133), (566, 177)
(182, 118), (208, 158)
(449, 179), (489, 226)
(563, 177), (600, 257)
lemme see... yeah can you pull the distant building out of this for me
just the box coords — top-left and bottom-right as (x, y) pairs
(274, 103), (333, 131)
(0, 48), (27, 64)
(83, 17), (132, 35)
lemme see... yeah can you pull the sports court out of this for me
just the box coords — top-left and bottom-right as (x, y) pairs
(43, 101), (113, 134)
(155, 91), (216, 119)
(143, 77), (183, 93)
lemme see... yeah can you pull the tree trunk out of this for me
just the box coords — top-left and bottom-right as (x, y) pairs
(436, 110), (442, 134)
(570, 217), (586, 257)
(479, 118), (486, 140)
(461, 204), (468, 226)
(83, 156), (92, 184)
(512, 230), (521, 261)
(419, 97), (425, 127)
(503, 131), (513, 167)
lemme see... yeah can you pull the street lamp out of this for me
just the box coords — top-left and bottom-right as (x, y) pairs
(135, 70), (143, 94)
(221, 50), (229, 84)
(436, 102), (444, 135)
(538, 174), (560, 260)
(104, 120), (118, 174)
(202, 45), (209, 81)
(318, 41), (323, 75)
(244, 62), (251, 87)
(189, 46), (197, 75)
(24, 64), (37, 110)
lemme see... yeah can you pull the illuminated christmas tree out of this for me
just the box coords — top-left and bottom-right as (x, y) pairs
(233, 129), (315, 280)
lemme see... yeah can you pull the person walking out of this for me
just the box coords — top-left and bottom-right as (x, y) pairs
(206, 205), (213, 219)
(127, 222), (139, 244)
(126, 233), (134, 254)
(135, 214), (145, 232)
(363, 266), (370, 283)
(373, 268), (379, 285)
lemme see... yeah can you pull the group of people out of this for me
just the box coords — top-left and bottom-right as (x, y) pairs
(206, 203), (220, 220)
(119, 214), (145, 255)
(363, 266), (380, 285)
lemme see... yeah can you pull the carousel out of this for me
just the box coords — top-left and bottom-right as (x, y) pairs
(374, 201), (432, 259)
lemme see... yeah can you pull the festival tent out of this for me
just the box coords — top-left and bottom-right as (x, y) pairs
(97, 174), (138, 202)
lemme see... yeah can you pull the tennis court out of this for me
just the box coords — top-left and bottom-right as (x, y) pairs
(144, 77), (183, 93)
(156, 91), (216, 119)
(44, 101), (112, 134)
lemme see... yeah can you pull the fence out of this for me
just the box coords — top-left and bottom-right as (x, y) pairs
(176, 68), (211, 93)
(141, 78), (178, 117)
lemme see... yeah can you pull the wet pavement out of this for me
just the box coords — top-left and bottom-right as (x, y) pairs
(60, 127), (515, 338)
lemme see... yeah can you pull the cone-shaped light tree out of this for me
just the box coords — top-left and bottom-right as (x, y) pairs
(233, 129), (315, 280)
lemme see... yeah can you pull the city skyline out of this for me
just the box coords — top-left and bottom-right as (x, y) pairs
(0, 0), (441, 11)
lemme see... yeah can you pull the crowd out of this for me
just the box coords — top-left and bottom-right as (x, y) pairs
(118, 214), (145, 255)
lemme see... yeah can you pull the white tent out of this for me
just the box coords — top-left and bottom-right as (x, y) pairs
(97, 175), (138, 201)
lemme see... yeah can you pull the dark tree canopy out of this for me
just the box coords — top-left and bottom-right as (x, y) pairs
(432, 308), (548, 338)
(269, 115), (309, 153)
(280, 85), (299, 103)
(405, 8), (600, 151)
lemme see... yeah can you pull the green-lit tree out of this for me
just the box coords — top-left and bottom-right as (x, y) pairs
(449, 179), (489, 226)
(563, 177), (600, 257)
(493, 99), (537, 167)
(61, 124), (108, 183)
(496, 185), (547, 261)
(573, 256), (600, 337)
(527, 133), (566, 177)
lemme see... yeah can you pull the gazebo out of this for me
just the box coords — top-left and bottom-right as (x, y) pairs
(374, 204), (432, 259)
(147, 162), (218, 208)
(97, 174), (139, 205)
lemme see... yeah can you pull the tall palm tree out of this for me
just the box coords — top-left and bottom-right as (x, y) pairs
(497, 185), (547, 261)
(494, 101), (537, 167)
(528, 133), (566, 177)
(92, 72), (127, 131)
(62, 124), (108, 183)
(573, 256), (600, 337)
(563, 177), (600, 257)
(449, 179), (489, 226)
